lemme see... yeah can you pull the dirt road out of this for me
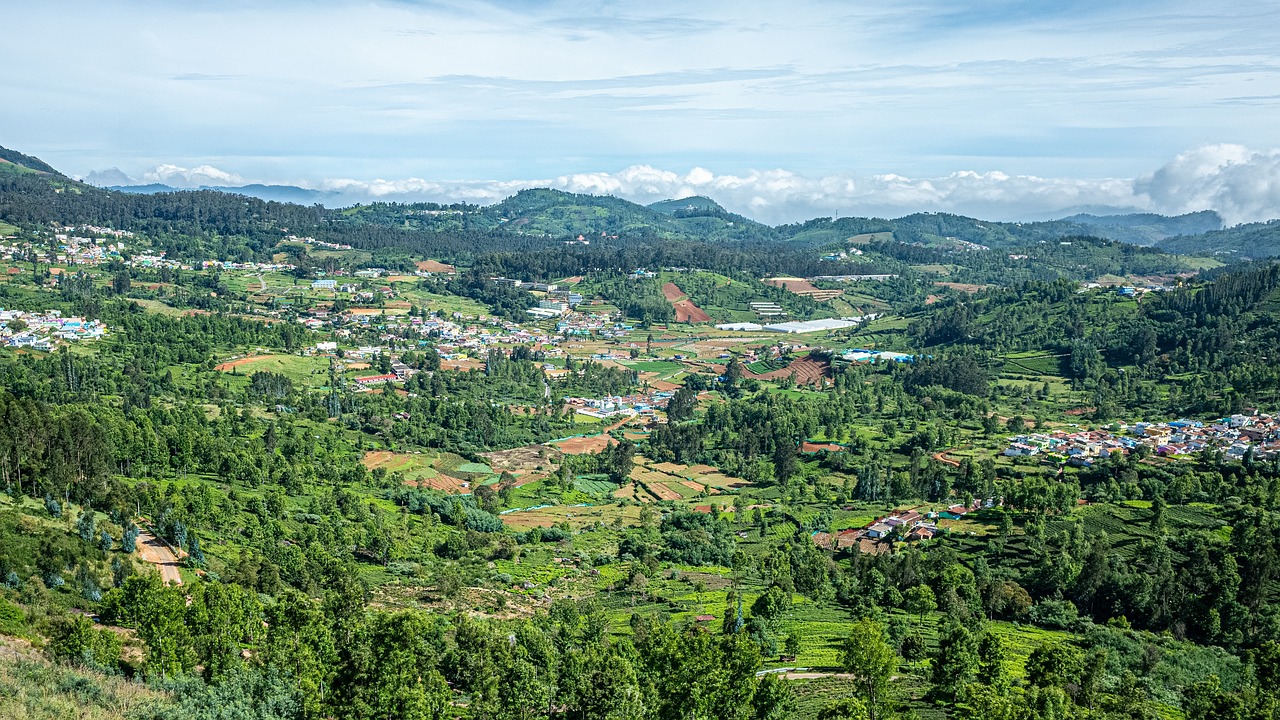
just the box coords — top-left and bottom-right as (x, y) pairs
(136, 532), (182, 585)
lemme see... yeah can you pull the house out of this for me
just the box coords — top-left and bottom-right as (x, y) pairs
(909, 526), (936, 541)
(865, 523), (893, 539)
(354, 374), (397, 385)
(311, 279), (336, 290)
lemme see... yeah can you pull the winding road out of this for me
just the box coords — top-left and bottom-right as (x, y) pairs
(136, 531), (182, 585)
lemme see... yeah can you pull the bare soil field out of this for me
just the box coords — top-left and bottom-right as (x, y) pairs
(441, 358), (485, 371)
(934, 281), (986, 293)
(662, 282), (713, 323)
(214, 354), (278, 371)
(482, 445), (559, 486)
(764, 277), (844, 302)
(416, 260), (456, 274)
(744, 356), (832, 386)
(552, 433), (615, 454)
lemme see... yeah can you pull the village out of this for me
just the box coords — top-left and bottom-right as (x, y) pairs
(0, 308), (108, 349)
(1004, 411), (1280, 463)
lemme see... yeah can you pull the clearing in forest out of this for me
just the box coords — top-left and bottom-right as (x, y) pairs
(662, 282), (713, 323)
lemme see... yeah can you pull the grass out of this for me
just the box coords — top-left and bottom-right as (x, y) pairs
(0, 637), (172, 719)
(217, 354), (332, 387)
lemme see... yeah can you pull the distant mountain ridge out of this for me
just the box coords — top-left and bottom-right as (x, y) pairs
(3, 143), (1278, 258)
(108, 183), (341, 205)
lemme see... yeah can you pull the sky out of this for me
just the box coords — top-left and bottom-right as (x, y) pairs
(5, 0), (1280, 224)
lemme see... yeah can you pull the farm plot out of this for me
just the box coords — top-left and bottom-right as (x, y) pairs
(662, 282), (713, 323)
(362, 450), (453, 491)
(744, 356), (831, 386)
(482, 445), (560, 485)
(574, 476), (619, 494)
(501, 503), (641, 531)
(764, 277), (844, 302)
(361, 450), (488, 493)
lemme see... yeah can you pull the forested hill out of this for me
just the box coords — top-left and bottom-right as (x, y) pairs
(0, 145), (65, 176)
(901, 261), (1280, 417)
(1158, 219), (1280, 259)
(0, 142), (1265, 260)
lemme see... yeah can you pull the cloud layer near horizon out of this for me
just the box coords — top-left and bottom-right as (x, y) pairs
(84, 144), (1279, 225)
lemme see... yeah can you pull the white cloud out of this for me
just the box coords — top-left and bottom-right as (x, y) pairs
(1135, 144), (1280, 225)
(307, 164), (1143, 224)
(140, 164), (246, 188)
(83, 145), (1280, 225)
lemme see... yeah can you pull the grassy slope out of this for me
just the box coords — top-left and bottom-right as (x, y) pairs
(0, 637), (173, 719)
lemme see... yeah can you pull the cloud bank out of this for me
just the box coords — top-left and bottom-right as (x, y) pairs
(87, 145), (1280, 226)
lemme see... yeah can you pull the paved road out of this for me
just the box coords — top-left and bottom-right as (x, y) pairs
(136, 532), (182, 585)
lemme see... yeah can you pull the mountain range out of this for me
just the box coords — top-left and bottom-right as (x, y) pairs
(4, 144), (1279, 258)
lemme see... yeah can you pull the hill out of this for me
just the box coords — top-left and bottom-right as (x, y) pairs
(1158, 219), (1280, 258)
(1057, 210), (1223, 245)
(0, 146), (64, 177)
(109, 182), (341, 205)
(648, 195), (727, 214)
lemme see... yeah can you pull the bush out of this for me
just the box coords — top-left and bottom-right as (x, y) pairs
(1030, 599), (1080, 630)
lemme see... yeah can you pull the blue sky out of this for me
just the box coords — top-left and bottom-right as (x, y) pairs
(5, 0), (1280, 222)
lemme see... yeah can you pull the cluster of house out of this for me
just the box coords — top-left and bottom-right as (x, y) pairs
(487, 278), (586, 319)
(201, 260), (297, 272)
(565, 389), (674, 420)
(0, 309), (107, 350)
(2, 237), (127, 269)
(285, 235), (352, 251)
(1004, 412), (1280, 464)
(812, 500), (988, 553)
(554, 315), (632, 338)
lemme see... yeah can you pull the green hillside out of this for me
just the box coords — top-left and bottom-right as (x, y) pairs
(0, 145), (64, 176)
(1158, 219), (1280, 258)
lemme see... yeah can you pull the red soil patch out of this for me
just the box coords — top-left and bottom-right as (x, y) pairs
(662, 282), (713, 323)
(744, 356), (832, 386)
(214, 355), (275, 372)
(562, 276), (584, 285)
(673, 300), (711, 323)
(553, 433), (615, 454)
(934, 281), (986, 293)
(416, 260), (456, 274)
(361, 450), (396, 469)
(931, 449), (961, 468)
(407, 475), (469, 493)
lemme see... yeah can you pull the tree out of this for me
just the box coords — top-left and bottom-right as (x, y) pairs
(904, 584), (937, 627)
(839, 618), (897, 720)
(929, 620), (977, 705)
(1025, 641), (1079, 690)
(975, 631), (1007, 689)
(606, 440), (636, 483)
(784, 631), (802, 659)
(666, 386), (698, 422)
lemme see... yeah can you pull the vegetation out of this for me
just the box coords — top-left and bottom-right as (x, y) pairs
(1, 145), (1280, 719)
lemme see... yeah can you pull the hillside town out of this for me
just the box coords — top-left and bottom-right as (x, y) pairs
(1005, 412), (1280, 463)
